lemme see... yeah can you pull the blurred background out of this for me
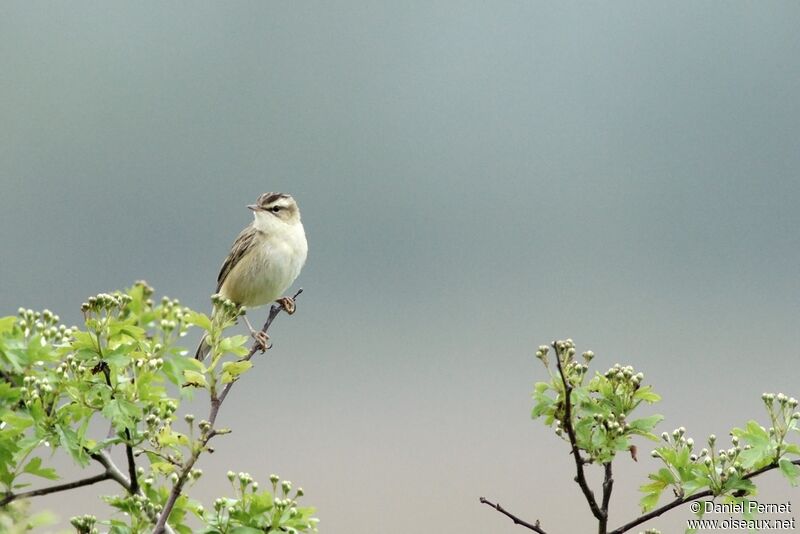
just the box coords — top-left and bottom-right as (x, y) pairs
(1, 2), (799, 532)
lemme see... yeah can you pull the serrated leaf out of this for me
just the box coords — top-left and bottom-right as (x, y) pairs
(640, 490), (661, 512)
(633, 386), (661, 403)
(219, 335), (250, 357)
(628, 414), (663, 435)
(102, 398), (142, 430)
(221, 360), (253, 383)
(183, 369), (208, 388)
(185, 311), (212, 332)
(55, 424), (88, 466)
(22, 457), (59, 480)
(150, 461), (176, 475)
(779, 458), (800, 486)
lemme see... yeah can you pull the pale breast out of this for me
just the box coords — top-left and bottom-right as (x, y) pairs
(220, 222), (307, 308)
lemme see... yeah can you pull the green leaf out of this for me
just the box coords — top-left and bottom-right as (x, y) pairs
(640, 490), (660, 512)
(185, 311), (212, 332)
(102, 398), (142, 430)
(628, 414), (664, 437)
(219, 335), (250, 357)
(778, 458), (800, 486)
(230, 528), (264, 534)
(221, 360), (253, 384)
(633, 386), (661, 403)
(733, 420), (774, 468)
(0, 316), (16, 334)
(183, 370), (208, 388)
(55, 424), (88, 466)
(22, 457), (59, 480)
(150, 461), (176, 475)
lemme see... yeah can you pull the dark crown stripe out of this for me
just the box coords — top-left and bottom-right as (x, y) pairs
(258, 192), (289, 207)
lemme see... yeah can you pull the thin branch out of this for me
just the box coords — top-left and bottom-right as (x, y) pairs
(0, 472), (111, 507)
(552, 341), (605, 522)
(599, 462), (613, 534)
(91, 450), (175, 534)
(479, 497), (549, 534)
(153, 290), (302, 534)
(609, 457), (800, 534)
(90, 450), (131, 491)
(124, 429), (139, 494)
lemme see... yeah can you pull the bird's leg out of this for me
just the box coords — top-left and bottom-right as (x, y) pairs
(242, 314), (270, 352)
(276, 296), (296, 315)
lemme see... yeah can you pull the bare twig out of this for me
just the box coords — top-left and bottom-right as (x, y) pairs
(552, 341), (605, 523)
(152, 290), (302, 534)
(0, 472), (111, 507)
(89, 450), (131, 491)
(479, 497), (549, 534)
(599, 462), (613, 534)
(609, 457), (800, 534)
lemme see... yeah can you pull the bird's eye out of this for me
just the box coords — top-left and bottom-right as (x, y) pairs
(270, 206), (281, 213)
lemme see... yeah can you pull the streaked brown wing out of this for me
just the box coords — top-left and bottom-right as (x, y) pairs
(216, 225), (259, 292)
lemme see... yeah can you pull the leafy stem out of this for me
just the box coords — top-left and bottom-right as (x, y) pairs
(152, 289), (302, 534)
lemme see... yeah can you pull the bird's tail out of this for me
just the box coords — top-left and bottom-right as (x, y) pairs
(194, 332), (211, 360)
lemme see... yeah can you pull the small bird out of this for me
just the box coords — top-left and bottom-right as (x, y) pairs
(194, 192), (308, 360)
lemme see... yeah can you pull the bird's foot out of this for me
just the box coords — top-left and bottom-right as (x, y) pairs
(242, 315), (271, 352)
(251, 330), (271, 352)
(276, 296), (296, 315)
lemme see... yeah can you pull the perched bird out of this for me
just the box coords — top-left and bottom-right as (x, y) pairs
(194, 192), (308, 360)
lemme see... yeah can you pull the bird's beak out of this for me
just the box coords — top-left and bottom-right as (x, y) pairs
(247, 204), (260, 211)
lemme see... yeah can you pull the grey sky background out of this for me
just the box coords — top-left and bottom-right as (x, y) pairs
(2, 2), (799, 532)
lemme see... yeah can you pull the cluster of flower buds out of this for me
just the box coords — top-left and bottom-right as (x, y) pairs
(158, 296), (193, 338)
(112, 493), (161, 520)
(69, 514), (98, 534)
(57, 353), (92, 381)
(761, 392), (800, 441)
(80, 292), (132, 315)
(134, 353), (164, 373)
(15, 308), (74, 343)
(603, 363), (644, 391)
(535, 345), (550, 366)
(564, 359), (589, 385)
(763, 392), (799, 409)
(593, 411), (630, 437)
(227, 471), (260, 495)
(211, 293), (246, 320)
(690, 433), (745, 488)
(142, 400), (178, 442)
(21, 375), (55, 407)
(653, 426), (695, 459)
(269, 473), (304, 499)
(553, 339), (576, 361)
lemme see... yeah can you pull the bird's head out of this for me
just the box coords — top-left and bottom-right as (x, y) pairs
(248, 192), (302, 227)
